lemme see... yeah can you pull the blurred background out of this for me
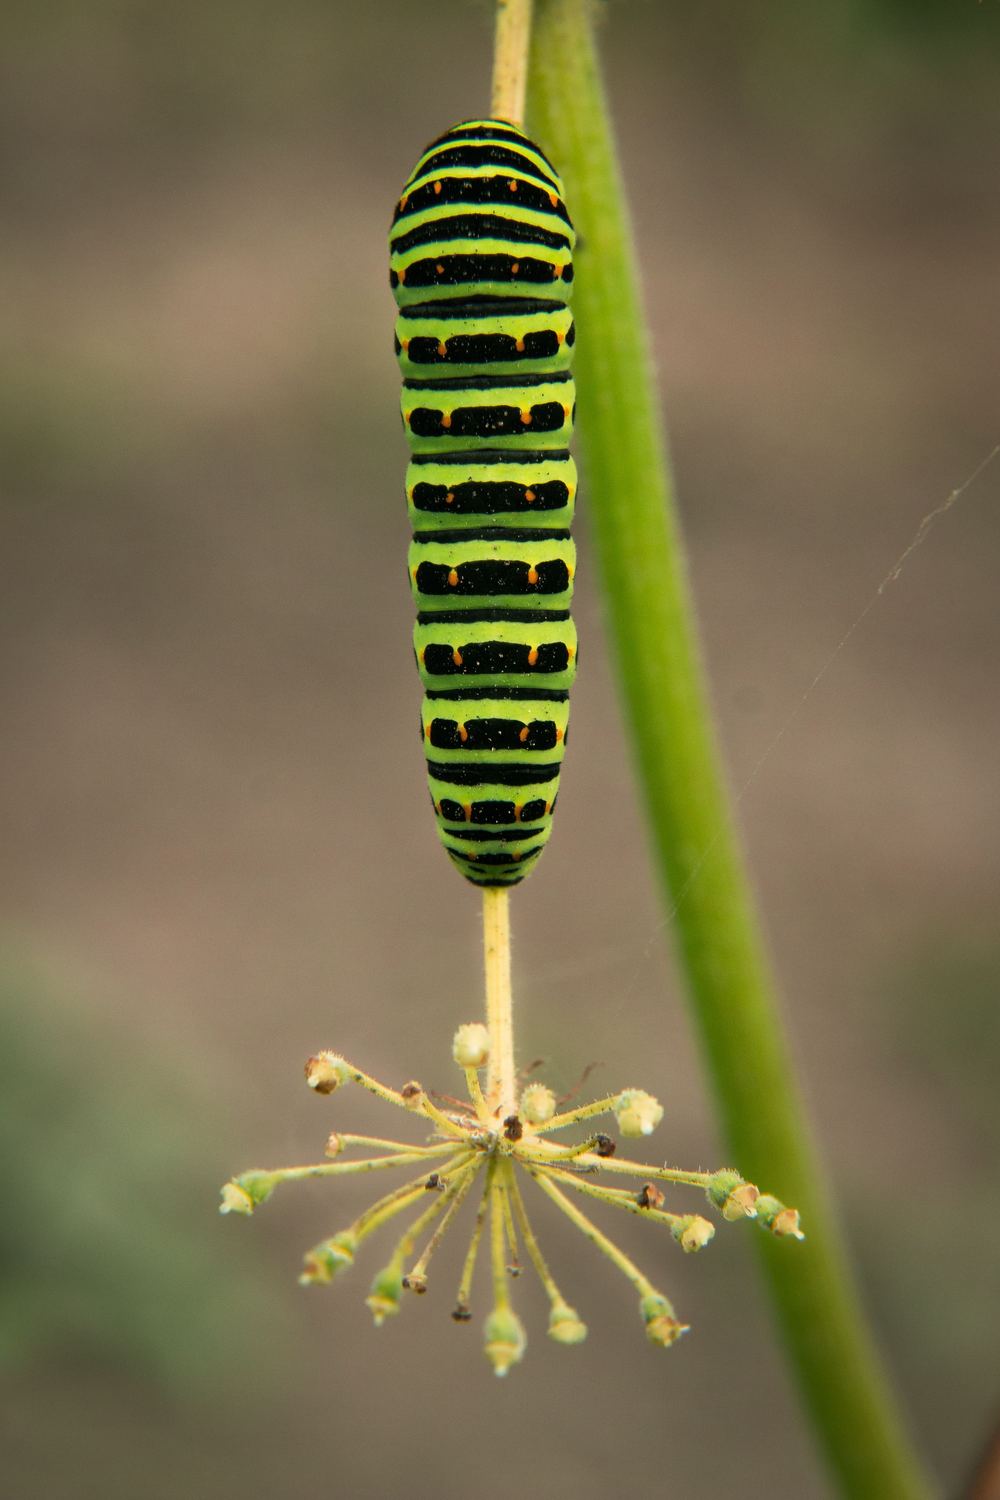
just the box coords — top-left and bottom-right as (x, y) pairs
(2, 2), (998, 1496)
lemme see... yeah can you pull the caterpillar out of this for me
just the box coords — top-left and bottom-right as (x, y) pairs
(390, 118), (577, 888)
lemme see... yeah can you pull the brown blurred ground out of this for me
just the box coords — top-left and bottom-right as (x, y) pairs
(1, 3), (998, 1497)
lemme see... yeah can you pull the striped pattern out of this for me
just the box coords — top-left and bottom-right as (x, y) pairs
(391, 119), (577, 887)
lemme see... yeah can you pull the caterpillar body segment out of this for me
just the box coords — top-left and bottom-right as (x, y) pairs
(402, 372), (575, 452)
(406, 451), (577, 532)
(392, 119), (576, 887)
(395, 300), (575, 382)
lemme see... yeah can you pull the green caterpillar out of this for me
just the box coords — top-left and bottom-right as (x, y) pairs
(390, 118), (577, 888)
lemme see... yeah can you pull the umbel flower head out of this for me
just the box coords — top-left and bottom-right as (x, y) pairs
(221, 1022), (803, 1374)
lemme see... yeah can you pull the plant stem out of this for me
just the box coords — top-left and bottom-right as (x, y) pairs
(483, 3), (533, 1125)
(491, 0), (534, 126)
(544, 1166), (693, 1234)
(527, 4), (932, 1497)
(266, 1146), (458, 1182)
(528, 1165), (655, 1301)
(490, 1172), (513, 1310)
(456, 1159), (496, 1313)
(508, 1166), (571, 1315)
(406, 1161), (480, 1283)
(483, 887), (515, 1117)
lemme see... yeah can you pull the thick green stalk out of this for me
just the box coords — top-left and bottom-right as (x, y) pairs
(527, 5), (931, 1496)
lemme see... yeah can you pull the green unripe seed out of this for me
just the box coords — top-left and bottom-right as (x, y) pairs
(366, 1264), (405, 1326)
(484, 1305), (527, 1375)
(547, 1301), (587, 1344)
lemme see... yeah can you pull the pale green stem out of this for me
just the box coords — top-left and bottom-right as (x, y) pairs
(499, 1165), (521, 1272)
(491, 0), (533, 125)
(335, 1068), (470, 1137)
(328, 1133), (452, 1156)
(464, 1067), (488, 1120)
(533, 1092), (620, 1133)
(527, 1165), (656, 1300)
(490, 1169), (513, 1310)
(261, 1147), (457, 1184)
(527, 4), (931, 1496)
(483, 887), (516, 1117)
(536, 1133), (606, 1160)
(508, 1165), (573, 1313)
(520, 1138), (712, 1186)
(405, 1161), (482, 1284)
(414, 1091), (471, 1140)
(544, 1165), (694, 1235)
(353, 1182), (443, 1247)
(382, 1153), (478, 1272)
(336, 1062), (412, 1112)
(353, 1154), (470, 1243)
(552, 1152), (711, 1188)
(456, 1159), (497, 1314)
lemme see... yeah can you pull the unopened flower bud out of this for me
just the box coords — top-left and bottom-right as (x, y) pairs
(520, 1082), (557, 1125)
(640, 1291), (688, 1348)
(219, 1181), (254, 1216)
(366, 1264), (404, 1325)
(614, 1089), (664, 1138)
(723, 1183), (760, 1221)
(547, 1301), (587, 1345)
(706, 1168), (759, 1220)
(452, 1023), (490, 1069)
(305, 1051), (351, 1095)
(400, 1080), (425, 1110)
(673, 1214), (715, 1253)
(218, 1170), (277, 1215)
(755, 1194), (805, 1240)
(520, 1083), (556, 1126)
(299, 1229), (357, 1285)
(483, 1305), (526, 1376)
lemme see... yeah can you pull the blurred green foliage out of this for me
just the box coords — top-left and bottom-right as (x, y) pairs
(0, 954), (289, 1400)
(887, 939), (1000, 1142)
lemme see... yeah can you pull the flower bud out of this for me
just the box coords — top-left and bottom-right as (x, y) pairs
(366, 1263), (404, 1325)
(218, 1170), (277, 1215)
(706, 1168), (759, 1220)
(219, 1181), (254, 1216)
(755, 1194), (805, 1241)
(614, 1089), (664, 1138)
(723, 1183), (760, 1221)
(672, 1214), (715, 1253)
(299, 1230), (357, 1285)
(400, 1080), (425, 1111)
(325, 1132), (343, 1158)
(547, 1301), (587, 1345)
(305, 1051), (351, 1095)
(483, 1305), (527, 1376)
(452, 1023), (490, 1069)
(520, 1083), (557, 1125)
(640, 1291), (688, 1347)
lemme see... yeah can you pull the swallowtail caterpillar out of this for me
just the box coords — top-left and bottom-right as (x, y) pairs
(391, 119), (577, 887)
(219, 87), (804, 1374)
